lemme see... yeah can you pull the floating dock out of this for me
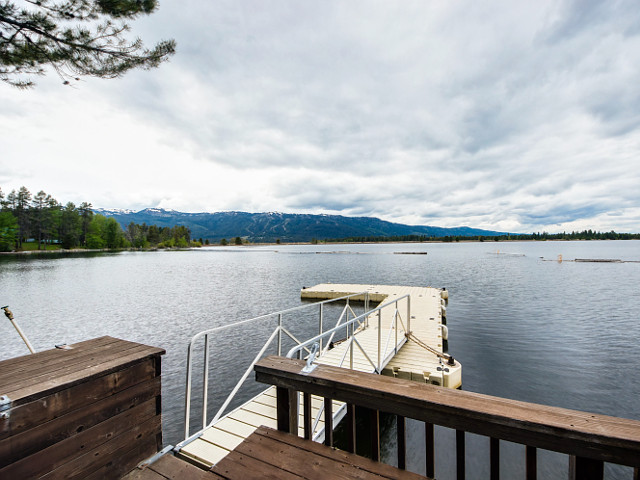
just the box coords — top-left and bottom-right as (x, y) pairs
(177, 284), (461, 468)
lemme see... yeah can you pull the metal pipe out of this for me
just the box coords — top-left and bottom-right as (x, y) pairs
(407, 296), (411, 333)
(377, 309), (382, 372)
(2, 306), (35, 354)
(286, 294), (410, 359)
(319, 303), (323, 351)
(277, 313), (282, 356)
(210, 326), (281, 425)
(184, 340), (195, 438)
(202, 334), (210, 429)
(349, 320), (354, 369)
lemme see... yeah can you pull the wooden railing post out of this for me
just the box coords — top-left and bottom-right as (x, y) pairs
(368, 408), (380, 461)
(569, 456), (603, 480)
(456, 430), (465, 480)
(346, 403), (356, 453)
(303, 392), (312, 440)
(425, 422), (435, 478)
(256, 356), (640, 477)
(490, 437), (499, 480)
(526, 446), (537, 480)
(324, 397), (333, 447)
(276, 386), (298, 435)
(397, 415), (406, 470)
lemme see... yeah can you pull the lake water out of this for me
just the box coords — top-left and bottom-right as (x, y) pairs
(1, 240), (639, 478)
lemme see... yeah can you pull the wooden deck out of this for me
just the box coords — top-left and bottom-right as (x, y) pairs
(125, 426), (429, 480)
(179, 284), (460, 469)
(0, 336), (164, 479)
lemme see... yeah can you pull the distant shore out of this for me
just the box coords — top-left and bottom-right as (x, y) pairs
(2, 237), (637, 257)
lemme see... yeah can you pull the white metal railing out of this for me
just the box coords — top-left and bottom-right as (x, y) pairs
(181, 292), (370, 441)
(286, 294), (411, 439)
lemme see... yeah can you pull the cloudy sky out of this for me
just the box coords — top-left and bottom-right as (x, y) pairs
(2, 1), (640, 233)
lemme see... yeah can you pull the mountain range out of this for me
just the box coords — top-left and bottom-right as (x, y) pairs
(93, 208), (509, 242)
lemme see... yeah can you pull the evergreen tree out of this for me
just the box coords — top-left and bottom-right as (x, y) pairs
(0, 0), (176, 88)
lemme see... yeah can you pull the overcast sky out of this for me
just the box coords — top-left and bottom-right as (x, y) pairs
(2, 1), (640, 233)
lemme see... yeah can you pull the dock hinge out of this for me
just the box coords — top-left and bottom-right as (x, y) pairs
(0, 395), (12, 419)
(136, 445), (174, 469)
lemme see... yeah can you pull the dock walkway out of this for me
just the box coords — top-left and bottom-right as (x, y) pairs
(178, 284), (461, 468)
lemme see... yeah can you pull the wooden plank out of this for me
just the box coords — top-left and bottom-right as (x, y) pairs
(0, 398), (158, 478)
(0, 337), (120, 376)
(148, 454), (225, 480)
(212, 450), (304, 480)
(39, 414), (161, 480)
(3, 344), (163, 403)
(83, 431), (159, 480)
(0, 357), (157, 440)
(255, 356), (640, 467)
(0, 337), (135, 388)
(0, 375), (159, 467)
(249, 426), (428, 480)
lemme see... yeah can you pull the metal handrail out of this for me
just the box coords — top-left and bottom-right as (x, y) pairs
(286, 294), (410, 371)
(183, 291), (369, 439)
(286, 294), (410, 440)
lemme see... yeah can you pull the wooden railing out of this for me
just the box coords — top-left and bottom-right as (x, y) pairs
(254, 356), (640, 480)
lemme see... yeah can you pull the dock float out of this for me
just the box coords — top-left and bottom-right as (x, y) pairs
(177, 283), (461, 469)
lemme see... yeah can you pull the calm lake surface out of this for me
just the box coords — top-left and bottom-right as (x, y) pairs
(1, 240), (639, 478)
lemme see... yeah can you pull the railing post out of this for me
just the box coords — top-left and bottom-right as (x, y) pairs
(346, 403), (356, 453)
(202, 334), (210, 429)
(526, 446), (536, 480)
(365, 292), (369, 327)
(490, 437), (499, 480)
(276, 386), (298, 435)
(397, 415), (406, 470)
(319, 303), (324, 351)
(407, 295), (411, 333)
(377, 309), (382, 372)
(425, 422), (435, 478)
(303, 393), (312, 440)
(324, 397), (333, 447)
(184, 341), (195, 438)
(369, 408), (380, 461)
(277, 313), (282, 356)
(456, 430), (465, 480)
(350, 321), (354, 369)
(394, 309), (398, 354)
(569, 456), (603, 480)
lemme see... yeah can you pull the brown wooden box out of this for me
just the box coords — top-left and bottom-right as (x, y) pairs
(0, 336), (165, 479)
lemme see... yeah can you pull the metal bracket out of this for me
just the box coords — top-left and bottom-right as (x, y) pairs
(136, 445), (174, 469)
(301, 342), (319, 374)
(0, 395), (12, 420)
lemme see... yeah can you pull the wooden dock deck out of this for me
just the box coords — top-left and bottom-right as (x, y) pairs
(125, 427), (429, 480)
(178, 284), (461, 468)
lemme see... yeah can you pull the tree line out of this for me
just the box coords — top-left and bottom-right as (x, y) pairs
(324, 230), (640, 244)
(0, 186), (194, 252)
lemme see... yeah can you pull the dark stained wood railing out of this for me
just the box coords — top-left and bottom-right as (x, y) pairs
(255, 356), (640, 480)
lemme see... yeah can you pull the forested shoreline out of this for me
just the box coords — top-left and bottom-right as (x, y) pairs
(0, 186), (196, 252)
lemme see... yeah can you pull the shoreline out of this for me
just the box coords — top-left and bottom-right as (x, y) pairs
(2, 238), (637, 257)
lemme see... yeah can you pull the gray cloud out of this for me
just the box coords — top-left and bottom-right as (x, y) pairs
(1, 1), (640, 233)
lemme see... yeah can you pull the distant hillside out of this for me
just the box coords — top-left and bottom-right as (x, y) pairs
(93, 208), (508, 242)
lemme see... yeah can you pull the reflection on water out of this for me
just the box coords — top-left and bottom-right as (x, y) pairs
(1, 241), (639, 478)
